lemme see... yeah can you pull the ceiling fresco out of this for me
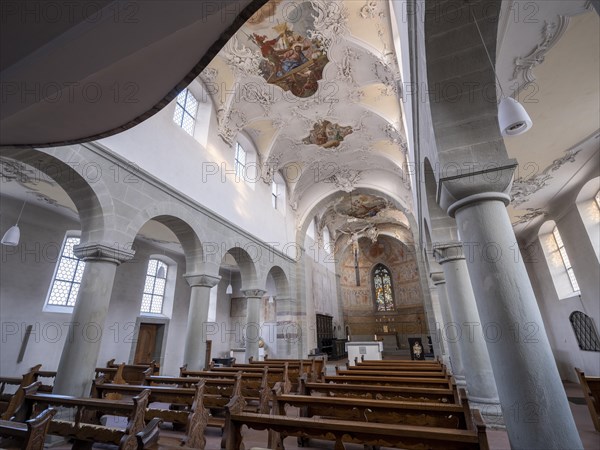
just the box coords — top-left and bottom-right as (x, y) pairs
(200, 0), (410, 218)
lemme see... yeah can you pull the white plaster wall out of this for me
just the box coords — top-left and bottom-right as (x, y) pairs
(97, 80), (296, 250)
(0, 196), (191, 378)
(525, 207), (600, 381)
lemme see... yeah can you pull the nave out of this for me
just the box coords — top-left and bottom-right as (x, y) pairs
(1, 355), (599, 450)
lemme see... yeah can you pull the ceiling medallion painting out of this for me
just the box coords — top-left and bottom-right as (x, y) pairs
(303, 120), (353, 148)
(245, 1), (329, 98)
(335, 193), (388, 219)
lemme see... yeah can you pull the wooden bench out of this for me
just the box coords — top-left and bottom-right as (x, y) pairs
(262, 355), (327, 381)
(323, 374), (454, 389)
(135, 380), (210, 450)
(0, 407), (56, 450)
(247, 358), (317, 384)
(300, 377), (460, 404)
(108, 359), (160, 384)
(271, 385), (484, 448)
(145, 372), (269, 414)
(0, 365), (42, 420)
(229, 362), (302, 392)
(184, 364), (292, 394)
(353, 359), (446, 370)
(13, 382), (161, 450)
(338, 366), (449, 378)
(575, 367), (600, 432)
(225, 400), (489, 450)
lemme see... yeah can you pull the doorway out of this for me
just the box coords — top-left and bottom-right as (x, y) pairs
(134, 322), (165, 364)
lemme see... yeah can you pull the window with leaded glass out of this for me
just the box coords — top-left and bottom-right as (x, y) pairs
(552, 227), (580, 292)
(46, 235), (85, 308)
(172, 89), (198, 135)
(569, 311), (600, 352)
(141, 259), (168, 314)
(373, 264), (395, 312)
(272, 181), (278, 209)
(234, 142), (246, 179)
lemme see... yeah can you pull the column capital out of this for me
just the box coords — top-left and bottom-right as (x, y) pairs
(183, 273), (221, 288)
(439, 160), (517, 218)
(433, 242), (465, 264)
(429, 271), (445, 286)
(242, 289), (267, 298)
(74, 243), (135, 265)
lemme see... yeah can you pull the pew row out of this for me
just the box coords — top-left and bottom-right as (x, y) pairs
(337, 366), (449, 378)
(300, 377), (459, 404)
(575, 367), (600, 432)
(13, 382), (161, 450)
(271, 386), (485, 448)
(0, 407), (56, 450)
(323, 374), (454, 389)
(262, 355), (326, 382)
(182, 365), (292, 394)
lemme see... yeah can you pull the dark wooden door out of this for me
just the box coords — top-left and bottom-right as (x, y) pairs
(134, 323), (159, 364)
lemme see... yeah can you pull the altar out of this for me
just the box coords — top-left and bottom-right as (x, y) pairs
(345, 341), (383, 366)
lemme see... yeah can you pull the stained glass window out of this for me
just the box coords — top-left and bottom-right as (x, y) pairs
(47, 235), (85, 307)
(140, 259), (168, 314)
(373, 264), (395, 312)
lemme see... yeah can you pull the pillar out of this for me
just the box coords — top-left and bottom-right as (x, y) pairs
(53, 244), (134, 397)
(275, 297), (296, 358)
(434, 242), (502, 425)
(182, 273), (220, 371)
(242, 289), (266, 362)
(445, 183), (583, 449)
(429, 271), (466, 386)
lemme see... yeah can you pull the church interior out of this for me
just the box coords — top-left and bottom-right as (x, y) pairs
(0, 1), (599, 449)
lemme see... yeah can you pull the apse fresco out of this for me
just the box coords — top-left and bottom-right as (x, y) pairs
(245, 1), (328, 97)
(303, 120), (353, 148)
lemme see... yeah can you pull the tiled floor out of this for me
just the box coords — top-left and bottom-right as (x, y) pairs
(43, 361), (600, 450)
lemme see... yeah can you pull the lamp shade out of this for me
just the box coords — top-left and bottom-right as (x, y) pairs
(226, 283), (233, 294)
(1, 225), (20, 246)
(498, 97), (532, 136)
(156, 266), (166, 278)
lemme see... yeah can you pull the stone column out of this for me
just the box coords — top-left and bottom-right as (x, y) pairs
(53, 244), (134, 397)
(429, 272), (465, 386)
(182, 273), (220, 371)
(242, 289), (266, 362)
(446, 188), (583, 449)
(275, 297), (297, 358)
(434, 242), (502, 425)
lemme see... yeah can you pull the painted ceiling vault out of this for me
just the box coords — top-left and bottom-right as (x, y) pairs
(200, 0), (411, 248)
(199, 0), (411, 223)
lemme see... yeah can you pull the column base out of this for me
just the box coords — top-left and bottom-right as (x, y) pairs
(454, 374), (467, 387)
(469, 400), (505, 429)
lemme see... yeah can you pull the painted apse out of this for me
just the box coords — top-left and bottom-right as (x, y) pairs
(339, 234), (426, 351)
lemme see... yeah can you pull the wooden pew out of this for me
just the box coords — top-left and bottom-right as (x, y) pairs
(0, 365), (41, 420)
(107, 359), (158, 384)
(229, 361), (303, 392)
(300, 377), (460, 404)
(338, 366), (449, 378)
(145, 371), (269, 414)
(360, 355), (443, 364)
(0, 407), (56, 450)
(135, 380), (216, 450)
(271, 386), (483, 448)
(225, 395), (490, 450)
(263, 355), (327, 381)
(184, 364), (292, 394)
(356, 357), (444, 369)
(248, 358), (319, 384)
(575, 367), (600, 432)
(14, 382), (161, 450)
(323, 374), (454, 389)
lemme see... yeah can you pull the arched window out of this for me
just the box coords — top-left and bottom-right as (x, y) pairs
(141, 259), (168, 314)
(569, 311), (600, 352)
(372, 264), (395, 312)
